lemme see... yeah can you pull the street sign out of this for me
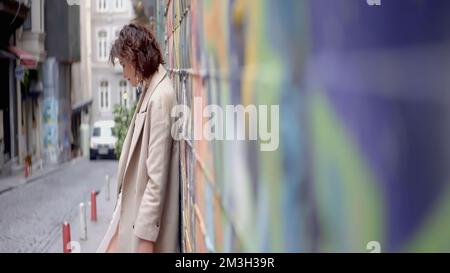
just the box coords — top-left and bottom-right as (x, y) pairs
(15, 66), (25, 81)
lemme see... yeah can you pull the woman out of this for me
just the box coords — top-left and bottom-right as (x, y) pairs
(97, 23), (180, 253)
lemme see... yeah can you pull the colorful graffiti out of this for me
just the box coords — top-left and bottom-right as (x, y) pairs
(155, 0), (450, 252)
(42, 97), (59, 163)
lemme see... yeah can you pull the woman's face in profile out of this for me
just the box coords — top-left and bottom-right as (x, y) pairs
(120, 58), (139, 87)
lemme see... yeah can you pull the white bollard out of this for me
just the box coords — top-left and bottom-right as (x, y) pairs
(79, 202), (87, 241)
(105, 174), (110, 201)
(68, 241), (81, 253)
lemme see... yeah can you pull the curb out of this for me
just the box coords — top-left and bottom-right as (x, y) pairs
(0, 157), (85, 196)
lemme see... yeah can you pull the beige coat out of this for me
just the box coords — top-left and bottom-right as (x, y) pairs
(115, 65), (180, 252)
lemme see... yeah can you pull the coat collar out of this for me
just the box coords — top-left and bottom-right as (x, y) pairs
(138, 64), (168, 113)
(117, 64), (168, 194)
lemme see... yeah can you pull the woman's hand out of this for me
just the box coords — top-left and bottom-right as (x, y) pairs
(137, 238), (155, 253)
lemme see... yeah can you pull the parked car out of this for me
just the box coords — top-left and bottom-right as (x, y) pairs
(90, 120), (117, 160)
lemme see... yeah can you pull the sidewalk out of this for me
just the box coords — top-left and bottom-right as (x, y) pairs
(0, 157), (83, 195)
(47, 173), (117, 253)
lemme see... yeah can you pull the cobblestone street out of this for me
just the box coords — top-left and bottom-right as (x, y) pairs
(0, 159), (118, 253)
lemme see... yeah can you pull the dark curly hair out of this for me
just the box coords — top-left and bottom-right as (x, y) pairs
(109, 23), (165, 79)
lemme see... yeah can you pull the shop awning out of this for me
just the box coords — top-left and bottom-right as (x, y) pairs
(8, 46), (37, 69)
(72, 99), (93, 113)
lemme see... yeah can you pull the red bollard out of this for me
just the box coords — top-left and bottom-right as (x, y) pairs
(91, 190), (97, 222)
(62, 221), (71, 253)
(24, 161), (29, 178)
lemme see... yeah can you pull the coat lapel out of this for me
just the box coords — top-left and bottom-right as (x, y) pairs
(117, 65), (167, 194)
(116, 87), (146, 195)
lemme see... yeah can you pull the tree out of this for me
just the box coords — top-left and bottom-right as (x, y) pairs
(112, 102), (137, 159)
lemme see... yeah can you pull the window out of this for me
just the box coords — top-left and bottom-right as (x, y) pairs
(99, 81), (110, 111)
(114, 28), (120, 40)
(115, 0), (125, 11)
(102, 127), (114, 137)
(23, 15), (32, 31)
(97, 30), (108, 61)
(111, 27), (120, 44)
(93, 127), (113, 137)
(40, 0), (44, 31)
(118, 80), (128, 108)
(97, 0), (107, 12)
(93, 127), (101, 137)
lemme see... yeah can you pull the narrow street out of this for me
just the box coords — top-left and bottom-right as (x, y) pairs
(0, 159), (118, 253)
(0, 0), (449, 255)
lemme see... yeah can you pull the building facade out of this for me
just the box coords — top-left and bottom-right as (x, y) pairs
(0, 0), (47, 176)
(44, 0), (80, 165)
(0, 0), (30, 176)
(88, 0), (136, 123)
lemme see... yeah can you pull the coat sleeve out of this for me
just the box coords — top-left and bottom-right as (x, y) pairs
(133, 89), (173, 242)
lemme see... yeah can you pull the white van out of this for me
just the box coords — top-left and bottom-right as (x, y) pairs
(90, 120), (117, 160)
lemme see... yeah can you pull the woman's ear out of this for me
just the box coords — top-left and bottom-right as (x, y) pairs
(134, 69), (142, 83)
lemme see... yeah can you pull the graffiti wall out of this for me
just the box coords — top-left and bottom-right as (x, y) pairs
(156, 0), (450, 252)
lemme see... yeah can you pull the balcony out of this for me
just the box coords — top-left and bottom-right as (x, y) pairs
(21, 31), (46, 63)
